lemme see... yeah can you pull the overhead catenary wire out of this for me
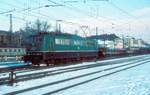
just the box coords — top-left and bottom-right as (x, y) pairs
(0, 0), (149, 39)
(0, 0), (132, 36)
(0, 1), (76, 32)
(0, 1), (59, 22)
(47, 0), (139, 33)
(107, 1), (150, 31)
(47, 0), (117, 36)
(14, 0), (102, 34)
(106, 1), (150, 41)
(47, 0), (115, 25)
(0, 0), (128, 30)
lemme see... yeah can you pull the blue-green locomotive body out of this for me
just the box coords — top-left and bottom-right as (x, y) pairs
(31, 32), (97, 51)
(24, 32), (103, 65)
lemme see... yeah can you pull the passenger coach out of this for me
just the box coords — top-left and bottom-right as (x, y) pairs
(0, 47), (26, 61)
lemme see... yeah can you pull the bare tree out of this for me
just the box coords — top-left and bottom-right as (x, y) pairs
(18, 19), (51, 48)
(32, 19), (51, 32)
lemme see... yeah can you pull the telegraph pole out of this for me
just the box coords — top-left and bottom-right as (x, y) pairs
(122, 35), (125, 49)
(96, 27), (98, 36)
(58, 23), (61, 32)
(9, 14), (13, 46)
(56, 20), (62, 32)
(9, 14), (13, 33)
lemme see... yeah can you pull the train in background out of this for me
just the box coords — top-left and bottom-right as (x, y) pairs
(0, 47), (26, 62)
(23, 32), (150, 66)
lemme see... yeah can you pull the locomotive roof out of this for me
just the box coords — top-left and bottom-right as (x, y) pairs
(40, 32), (76, 35)
(31, 32), (97, 42)
(0, 46), (25, 48)
(88, 34), (120, 41)
(0, 30), (9, 35)
(32, 32), (85, 39)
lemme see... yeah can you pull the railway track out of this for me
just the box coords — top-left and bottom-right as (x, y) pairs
(0, 55), (148, 84)
(3, 55), (150, 95)
(0, 54), (145, 74)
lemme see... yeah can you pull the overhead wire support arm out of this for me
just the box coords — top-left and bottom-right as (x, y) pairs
(107, 1), (135, 18)
(0, 9), (15, 15)
(16, 4), (63, 13)
(63, 0), (79, 3)
(0, 3), (62, 21)
(107, 1), (150, 32)
(48, 0), (64, 6)
(91, 0), (109, 1)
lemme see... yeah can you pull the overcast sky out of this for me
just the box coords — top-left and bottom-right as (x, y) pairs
(0, 0), (150, 42)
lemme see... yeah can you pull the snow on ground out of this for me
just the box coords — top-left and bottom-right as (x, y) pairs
(0, 54), (148, 79)
(0, 54), (148, 78)
(0, 54), (150, 95)
(16, 54), (149, 76)
(14, 59), (150, 95)
(53, 59), (150, 95)
(0, 58), (144, 94)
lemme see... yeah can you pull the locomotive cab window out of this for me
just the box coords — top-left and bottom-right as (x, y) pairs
(55, 38), (71, 45)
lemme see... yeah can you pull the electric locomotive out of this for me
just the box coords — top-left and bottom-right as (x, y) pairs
(23, 32), (104, 65)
